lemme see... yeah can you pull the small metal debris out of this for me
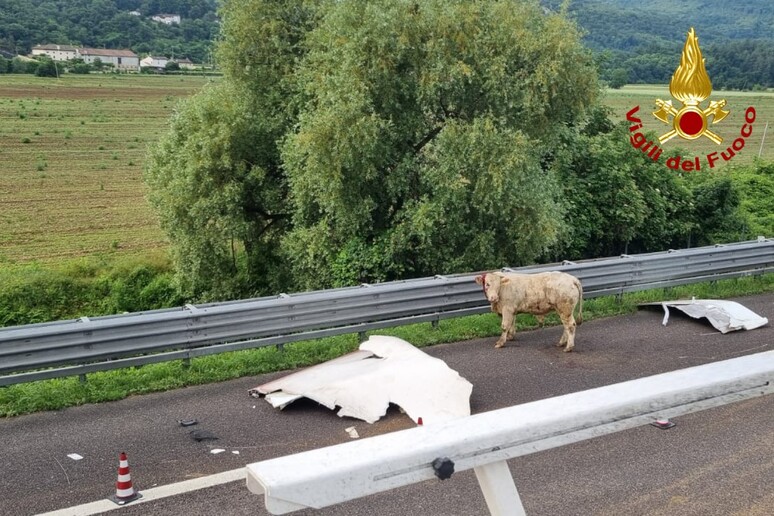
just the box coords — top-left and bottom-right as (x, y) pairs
(178, 419), (198, 427)
(210, 449), (226, 455)
(345, 427), (360, 439)
(232, 450), (240, 455)
(189, 429), (218, 442)
(650, 419), (676, 430)
(67, 453), (83, 461)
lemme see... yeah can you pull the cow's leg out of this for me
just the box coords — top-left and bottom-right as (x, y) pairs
(555, 311), (567, 347)
(536, 314), (545, 328)
(506, 313), (517, 341)
(559, 311), (577, 352)
(496, 310), (514, 348)
(557, 329), (567, 347)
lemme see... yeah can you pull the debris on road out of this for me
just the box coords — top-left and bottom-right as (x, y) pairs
(345, 426), (360, 439)
(249, 335), (473, 425)
(651, 419), (676, 430)
(210, 449), (226, 455)
(189, 429), (218, 442)
(67, 453), (83, 461)
(178, 419), (198, 427)
(640, 299), (768, 333)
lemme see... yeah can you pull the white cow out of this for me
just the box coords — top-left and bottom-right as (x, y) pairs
(475, 271), (583, 351)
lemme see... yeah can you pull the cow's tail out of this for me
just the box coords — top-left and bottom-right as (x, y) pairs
(575, 278), (584, 325)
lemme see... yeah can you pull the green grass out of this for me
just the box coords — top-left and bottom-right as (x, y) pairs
(2, 274), (773, 417)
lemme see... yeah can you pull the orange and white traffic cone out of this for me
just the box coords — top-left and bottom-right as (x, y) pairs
(110, 452), (142, 505)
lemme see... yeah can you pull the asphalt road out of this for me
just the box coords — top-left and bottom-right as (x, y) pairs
(1, 293), (773, 516)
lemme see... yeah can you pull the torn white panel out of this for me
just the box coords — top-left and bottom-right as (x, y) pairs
(249, 336), (473, 425)
(345, 427), (359, 439)
(264, 392), (303, 409)
(641, 299), (768, 333)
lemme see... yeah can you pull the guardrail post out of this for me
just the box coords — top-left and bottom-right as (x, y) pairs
(474, 461), (527, 516)
(78, 373), (87, 384)
(358, 331), (367, 343)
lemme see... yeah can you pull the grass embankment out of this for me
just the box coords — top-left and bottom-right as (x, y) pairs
(2, 274), (773, 417)
(0, 253), (179, 327)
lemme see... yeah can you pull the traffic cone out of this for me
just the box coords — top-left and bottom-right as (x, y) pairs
(110, 452), (142, 505)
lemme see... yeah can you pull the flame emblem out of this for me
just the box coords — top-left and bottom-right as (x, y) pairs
(653, 28), (729, 144)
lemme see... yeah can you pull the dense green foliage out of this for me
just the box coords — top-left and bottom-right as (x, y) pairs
(144, 0), (774, 301)
(144, 0), (322, 299)
(550, 115), (693, 258)
(146, 0), (599, 297)
(0, 0), (218, 62)
(281, 0), (597, 290)
(0, 258), (181, 327)
(542, 0), (774, 89)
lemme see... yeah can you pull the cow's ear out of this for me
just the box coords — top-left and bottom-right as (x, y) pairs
(501, 277), (510, 284)
(474, 275), (484, 285)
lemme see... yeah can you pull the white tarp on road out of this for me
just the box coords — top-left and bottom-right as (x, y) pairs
(249, 336), (473, 425)
(642, 299), (769, 334)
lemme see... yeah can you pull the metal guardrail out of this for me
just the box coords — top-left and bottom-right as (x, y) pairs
(1, 238), (773, 386)
(245, 350), (774, 514)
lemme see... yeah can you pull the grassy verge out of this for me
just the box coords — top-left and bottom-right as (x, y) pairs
(2, 274), (774, 417)
(0, 253), (180, 327)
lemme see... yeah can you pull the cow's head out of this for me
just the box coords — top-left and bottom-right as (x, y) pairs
(475, 273), (508, 304)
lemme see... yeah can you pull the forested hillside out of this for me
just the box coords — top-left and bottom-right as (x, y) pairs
(543, 0), (774, 88)
(3, 0), (772, 86)
(0, 0), (218, 63)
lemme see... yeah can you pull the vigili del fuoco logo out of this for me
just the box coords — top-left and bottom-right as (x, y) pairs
(626, 28), (756, 171)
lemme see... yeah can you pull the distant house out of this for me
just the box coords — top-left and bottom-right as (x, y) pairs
(31, 44), (79, 61)
(151, 14), (181, 25)
(78, 48), (139, 72)
(140, 55), (169, 71)
(129, 10), (141, 16)
(176, 57), (195, 70)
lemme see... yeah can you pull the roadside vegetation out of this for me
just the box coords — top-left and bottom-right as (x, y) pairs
(2, 1), (774, 416)
(2, 274), (773, 417)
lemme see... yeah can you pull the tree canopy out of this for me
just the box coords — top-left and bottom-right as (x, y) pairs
(145, 0), (600, 298)
(145, 0), (767, 301)
(281, 0), (598, 289)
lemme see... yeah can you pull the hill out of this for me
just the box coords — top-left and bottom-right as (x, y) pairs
(0, 0), (218, 63)
(544, 0), (774, 88)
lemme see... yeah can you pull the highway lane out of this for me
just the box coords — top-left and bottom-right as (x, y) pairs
(1, 292), (772, 515)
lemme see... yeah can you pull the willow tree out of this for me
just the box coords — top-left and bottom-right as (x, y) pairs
(281, 0), (598, 289)
(146, 0), (599, 298)
(144, 0), (323, 299)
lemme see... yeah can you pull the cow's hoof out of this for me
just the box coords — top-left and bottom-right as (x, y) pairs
(563, 346), (574, 353)
(494, 343), (505, 349)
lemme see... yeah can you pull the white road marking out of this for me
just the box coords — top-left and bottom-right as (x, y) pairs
(37, 468), (245, 516)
